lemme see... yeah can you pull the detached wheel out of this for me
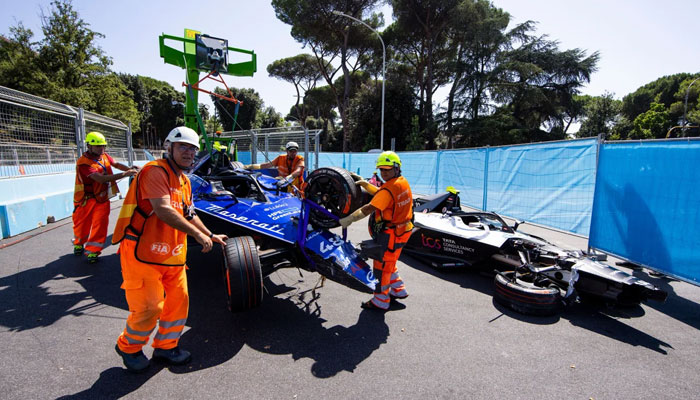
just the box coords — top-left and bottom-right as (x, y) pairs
(304, 167), (359, 229)
(493, 271), (562, 316)
(222, 236), (263, 312)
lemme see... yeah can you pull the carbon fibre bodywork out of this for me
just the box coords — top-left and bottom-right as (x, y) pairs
(404, 191), (667, 307)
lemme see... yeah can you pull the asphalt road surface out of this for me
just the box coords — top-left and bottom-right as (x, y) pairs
(1, 201), (699, 399)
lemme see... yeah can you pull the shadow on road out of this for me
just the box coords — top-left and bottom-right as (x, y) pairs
(0, 252), (126, 332)
(37, 246), (389, 397)
(239, 279), (389, 378)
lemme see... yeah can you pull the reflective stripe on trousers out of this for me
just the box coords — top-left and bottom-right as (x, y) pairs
(369, 229), (411, 310)
(116, 239), (189, 353)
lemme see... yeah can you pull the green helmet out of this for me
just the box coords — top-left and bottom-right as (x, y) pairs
(86, 131), (107, 146)
(376, 151), (401, 169)
(213, 141), (227, 152)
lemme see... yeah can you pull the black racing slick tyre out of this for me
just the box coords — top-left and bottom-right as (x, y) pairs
(304, 167), (359, 229)
(222, 236), (263, 312)
(493, 271), (563, 316)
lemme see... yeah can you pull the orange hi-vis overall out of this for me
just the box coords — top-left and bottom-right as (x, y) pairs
(72, 152), (118, 255)
(112, 159), (193, 353)
(368, 175), (414, 309)
(272, 154), (304, 193)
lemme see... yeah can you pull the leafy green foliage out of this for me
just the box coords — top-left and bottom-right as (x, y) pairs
(630, 101), (670, 139)
(0, 0), (139, 132)
(267, 54), (321, 126)
(213, 87), (282, 131)
(576, 92), (622, 138)
(272, 0), (384, 151)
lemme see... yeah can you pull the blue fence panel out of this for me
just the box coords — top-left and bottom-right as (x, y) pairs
(437, 148), (487, 209)
(398, 151), (438, 195)
(485, 139), (597, 235)
(235, 151), (251, 165)
(317, 152), (438, 195)
(589, 141), (700, 283)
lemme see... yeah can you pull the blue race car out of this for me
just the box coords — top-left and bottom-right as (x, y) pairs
(188, 149), (375, 311)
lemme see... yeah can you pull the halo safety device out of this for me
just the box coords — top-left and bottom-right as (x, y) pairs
(165, 126), (201, 150)
(285, 141), (299, 151)
(86, 132), (108, 146)
(375, 151), (401, 169)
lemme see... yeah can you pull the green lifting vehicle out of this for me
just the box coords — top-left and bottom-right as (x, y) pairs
(159, 29), (257, 157)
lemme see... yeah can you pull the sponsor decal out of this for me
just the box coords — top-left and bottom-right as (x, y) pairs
(441, 237), (475, 255)
(172, 244), (184, 256)
(319, 235), (345, 254)
(421, 234), (441, 249)
(205, 204), (285, 235)
(151, 242), (170, 255)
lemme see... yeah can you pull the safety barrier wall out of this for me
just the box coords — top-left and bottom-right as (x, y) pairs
(317, 138), (597, 235)
(589, 140), (700, 284)
(0, 161), (145, 238)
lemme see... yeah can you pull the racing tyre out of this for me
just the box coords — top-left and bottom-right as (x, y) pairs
(304, 167), (359, 229)
(222, 236), (263, 312)
(493, 271), (562, 316)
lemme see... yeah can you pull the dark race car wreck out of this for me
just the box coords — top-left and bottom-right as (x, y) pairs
(398, 189), (667, 316)
(188, 149), (376, 312)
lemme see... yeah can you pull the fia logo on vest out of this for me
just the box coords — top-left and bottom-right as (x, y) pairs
(150, 243), (185, 256)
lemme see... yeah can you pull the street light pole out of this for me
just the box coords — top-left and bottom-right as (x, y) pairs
(332, 10), (385, 150)
(683, 77), (699, 135)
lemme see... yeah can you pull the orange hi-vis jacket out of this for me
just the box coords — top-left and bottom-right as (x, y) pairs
(112, 159), (192, 266)
(371, 175), (414, 236)
(273, 154), (305, 184)
(73, 153), (118, 205)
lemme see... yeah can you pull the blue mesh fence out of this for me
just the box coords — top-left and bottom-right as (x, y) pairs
(485, 139), (597, 235)
(316, 138), (596, 235)
(589, 140), (700, 284)
(436, 148), (487, 210)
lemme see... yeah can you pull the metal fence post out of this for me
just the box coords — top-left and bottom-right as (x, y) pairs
(251, 130), (258, 164)
(482, 145), (490, 211)
(314, 131), (321, 170)
(127, 123), (134, 167)
(76, 108), (86, 155)
(304, 126), (309, 174)
(434, 150), (441, 194)
(264, 131), (269, 162)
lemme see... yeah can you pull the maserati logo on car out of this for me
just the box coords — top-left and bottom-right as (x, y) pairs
(150, 242), (171, 255)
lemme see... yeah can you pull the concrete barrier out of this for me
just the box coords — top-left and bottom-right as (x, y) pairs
(0, 163), (143, 238)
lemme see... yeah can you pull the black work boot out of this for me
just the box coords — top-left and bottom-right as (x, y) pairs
(115, 344), (149, 373)
(152, 346), (191, 365)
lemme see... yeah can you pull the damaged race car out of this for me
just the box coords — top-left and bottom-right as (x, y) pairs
(188, 149), (374, 311)
(398, 188), (667, 316)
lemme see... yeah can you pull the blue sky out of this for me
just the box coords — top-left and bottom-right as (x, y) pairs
(3, 1), (700, 121)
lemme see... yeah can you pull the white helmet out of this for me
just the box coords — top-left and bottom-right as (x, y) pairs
(285, 141), (299, 151)
(165, 126), (200, 150)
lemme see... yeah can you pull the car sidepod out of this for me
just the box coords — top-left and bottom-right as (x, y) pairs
(303, 229), (377, 294)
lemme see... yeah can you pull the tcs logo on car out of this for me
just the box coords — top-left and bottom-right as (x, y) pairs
(421, 234), (441, 249)
(150, 243), (185, 256)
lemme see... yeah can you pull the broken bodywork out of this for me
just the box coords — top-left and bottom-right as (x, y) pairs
(403, 191), (667, 315)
